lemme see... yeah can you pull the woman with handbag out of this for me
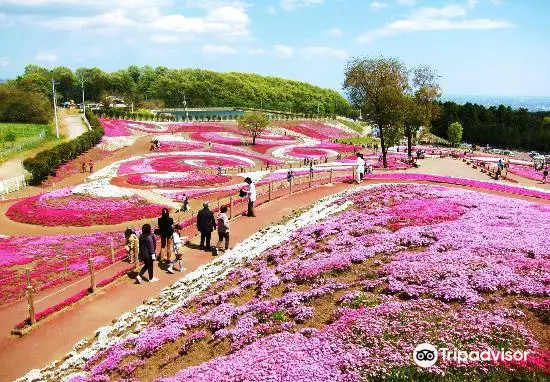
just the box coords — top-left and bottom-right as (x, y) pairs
(242, 177), (256, 217)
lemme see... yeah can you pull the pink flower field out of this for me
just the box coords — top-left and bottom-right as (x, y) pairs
(64, 184), (549, 381)
(127, 172), (232, 188)
(0, 232), (125, 306)
(278, 121), (354, 139)
(6, 188), (166, 226)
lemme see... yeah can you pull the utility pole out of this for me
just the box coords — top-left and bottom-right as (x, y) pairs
(80, 77), (85, 115)
(51, 78), (59, 139)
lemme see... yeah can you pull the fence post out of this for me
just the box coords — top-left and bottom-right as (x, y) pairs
(26, 286), (36, 326)
(330, 168), (334, 184)
(268, 182), (272, 201)
(88, 257), (96, 293)
(110, 238), (115, 264)
(229, 196), (233, 219)
(309, 173), (312, 188)
(352, 166), (356, 182)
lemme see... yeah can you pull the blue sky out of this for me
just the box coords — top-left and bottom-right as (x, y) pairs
(0, 0), (549, 96)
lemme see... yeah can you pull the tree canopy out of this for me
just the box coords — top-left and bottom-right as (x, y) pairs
(238, 111), (270, 145)
(447, 121), (463, 146)
(7, 65), (353, 117)
(344, 56), (409, 168)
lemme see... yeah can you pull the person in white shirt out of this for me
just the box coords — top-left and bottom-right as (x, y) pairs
(355, 153), (365, 184)
(167, 224), (187, 273)
(244, 177), (256, 217)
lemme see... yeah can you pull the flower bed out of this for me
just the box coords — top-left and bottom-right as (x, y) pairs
(508, 165), (544, 181)
(0, 231), (125, 306)
(127, 172), (232, 188)
(209, 144), (284, 165)
(6, 187), (166, 226)
(23, 184), (549, 382)
(157, 141), (205, 152)
(118, 153), (256, 175)
(272, 142), (355, 160)
(278, 121), (354, 139)
(99, 118), (166, 136)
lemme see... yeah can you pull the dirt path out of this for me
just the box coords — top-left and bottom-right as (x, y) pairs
(60, 110), (88, 139)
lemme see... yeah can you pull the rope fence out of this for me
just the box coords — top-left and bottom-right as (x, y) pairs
(14, 166), (356, 332)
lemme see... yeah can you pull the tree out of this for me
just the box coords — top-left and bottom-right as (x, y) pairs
(238, 111), (270, 145)
(403, 66), (441, 157)
(447, 122), (463, 147)
(344, 56), (408, 168)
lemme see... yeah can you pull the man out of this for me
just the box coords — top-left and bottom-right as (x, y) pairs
(243, 177), (256, 217)
(197, 201), (216, 251)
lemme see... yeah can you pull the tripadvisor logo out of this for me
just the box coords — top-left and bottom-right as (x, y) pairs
(412, 343), (530, 368)
(413, 343), (438, 368)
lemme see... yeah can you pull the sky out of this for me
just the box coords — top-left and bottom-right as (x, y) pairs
(0, 0), (549, 97)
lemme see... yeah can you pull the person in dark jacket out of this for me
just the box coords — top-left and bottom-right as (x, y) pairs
(196, 201), (216, 251)
(136, 224), (158, 283)
(157, 208), (174, 263)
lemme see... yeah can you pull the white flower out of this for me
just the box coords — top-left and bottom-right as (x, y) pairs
(72, 179), (135, 198)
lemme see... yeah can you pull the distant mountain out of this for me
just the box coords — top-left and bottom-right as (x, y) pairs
(442, 95), (550, 112)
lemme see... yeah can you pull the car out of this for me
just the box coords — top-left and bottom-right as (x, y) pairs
(503, 150), (514, 156)
(529, 151), (540, 158)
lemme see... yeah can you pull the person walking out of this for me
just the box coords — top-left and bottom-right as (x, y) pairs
(81, 161), (86, 173)
(157, 208), (174, 263)
(543, 167), (548, 184)
(167, 224), (187, 273)
(88, 160), (94, 173)
(355, 153), (365, 184)
(214, 205), (230, 256)
(136, 224), (158, 283)
(197, 201), (216, 251)
(243, 177), (256, 217)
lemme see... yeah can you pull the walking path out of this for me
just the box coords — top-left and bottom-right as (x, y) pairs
(0, 110), (88, 182)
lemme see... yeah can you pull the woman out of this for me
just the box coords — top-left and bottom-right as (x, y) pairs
(355, 153), (365, 184)
(157, 208), (174, 262)
(243, 177), (256, 217)
(214, 206), (230, 255)
(136, 224), (158, 283)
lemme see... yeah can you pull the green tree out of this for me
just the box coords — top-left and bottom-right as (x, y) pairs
(447, 122), (463, 147)
(344, 56), (408, 168)
(238, 111), (270, 145)
(0, 84), (52, 123)
(403, 65), (441, 157)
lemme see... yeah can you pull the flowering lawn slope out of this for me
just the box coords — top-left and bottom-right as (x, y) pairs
(0, 232), (125, 306)
(46, 184), (549, 382)
(278, 121), (354, 139)
(117, 153), (255, 175)
(272, 142), (355, 160)
(6, 187), (166, 226)
(127, 172), (232, 188)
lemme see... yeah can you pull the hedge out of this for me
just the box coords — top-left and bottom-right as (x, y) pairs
(23, 111), (104, 185)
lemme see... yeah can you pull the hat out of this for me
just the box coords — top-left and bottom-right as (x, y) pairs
(203, 201), (209, 207)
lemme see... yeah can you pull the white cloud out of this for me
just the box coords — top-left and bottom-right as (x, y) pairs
(397, 0), (415, 5)
(273, 44), (294, 58)
(326, 27), (343, 37)
(281, 0), (323, 11)
(0, 57), (10, 67)
(301, 46), (348, 60)
(34, 51), (58, 62)
(467, 0), (479, 9)
(247, 48), (267, 55)
(490, 0), (503, 5)
(151, 5), (250, 39)
(357, 4), (514, 43)
(370, 2), (388, 10)
(24, 9), (137, 30)
(268, 5), (276, 14)
(202, 44), (237, 54)
(150, 35), (180, 43)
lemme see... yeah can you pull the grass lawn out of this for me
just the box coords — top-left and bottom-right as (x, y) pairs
(0, 123), (56, 163)
(336, 118), (366, 134)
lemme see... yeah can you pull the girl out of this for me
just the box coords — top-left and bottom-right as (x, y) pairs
(167, 224), (187, 273)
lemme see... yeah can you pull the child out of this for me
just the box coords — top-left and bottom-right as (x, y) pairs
(124, 228), (138, 262)
(167, 224), (187, 273)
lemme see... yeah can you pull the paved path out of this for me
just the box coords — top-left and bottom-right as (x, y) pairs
(0, 110), (88, 182)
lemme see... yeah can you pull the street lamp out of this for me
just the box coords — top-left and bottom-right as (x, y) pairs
(180, 90), (188, 122)
(51, 78), (59, 139)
